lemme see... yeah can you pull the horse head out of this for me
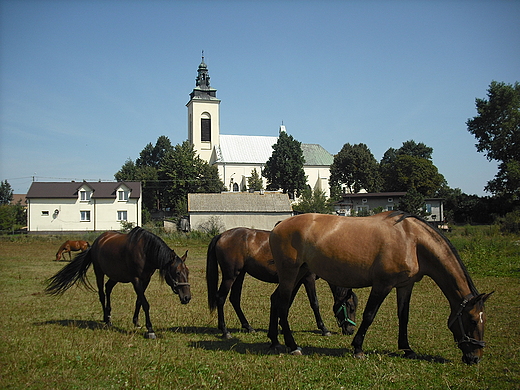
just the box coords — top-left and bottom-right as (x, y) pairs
(333, 289), (358, 335)
(165, 250), (191, 305)
(448, 292), (493, 365)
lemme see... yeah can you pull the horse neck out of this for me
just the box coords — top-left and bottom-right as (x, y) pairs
(419, 237), (476, 311)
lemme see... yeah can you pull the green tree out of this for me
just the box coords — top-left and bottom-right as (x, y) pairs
(380, 140), (445, 196)
(262, 131), (307, 199)
(293, 188), (333, 214)
(329, 143), (381, 198)
(160, 141), (225, 215)
(467, 81), (520, 201)
(0, 180), (13, 205)
(247, 168), (263, 191)
(397, 187), (428, 217)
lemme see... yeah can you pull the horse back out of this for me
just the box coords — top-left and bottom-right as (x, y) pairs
(270, 213), (420, 288)
(217, 227), (278, 283)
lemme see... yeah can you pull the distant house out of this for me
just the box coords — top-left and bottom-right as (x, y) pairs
(334, 192), (444, 224)
(188, 192), (293, 231)
(26, 181), (142, 233)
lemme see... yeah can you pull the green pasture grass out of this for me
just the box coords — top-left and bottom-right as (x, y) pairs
(0, 231), (519, 389)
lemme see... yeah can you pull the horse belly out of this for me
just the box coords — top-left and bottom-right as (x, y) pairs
(306, 256), (373, 288)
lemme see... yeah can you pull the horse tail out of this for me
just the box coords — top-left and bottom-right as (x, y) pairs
(206, 234), (222, 313)
(45, 248), (94, 296)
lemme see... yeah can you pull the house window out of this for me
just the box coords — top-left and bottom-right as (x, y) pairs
(80, 190), (91, 201)
(117, 211), (128, 221)
(425, 203), (432, 213)
(201, 117), (211, 142)
(41, 210), (49, 216)
(80, 210), (91, 222)
(118, 190), (129, 201)
(388, 198), (393, 203)
(387, 205), (395, 211)
(233, 183), (239, 192)
(362, 198), (367, 203)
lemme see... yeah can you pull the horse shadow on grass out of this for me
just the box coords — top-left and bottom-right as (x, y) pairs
(36, 319), (133, 336)
(178, 327), (450, 363)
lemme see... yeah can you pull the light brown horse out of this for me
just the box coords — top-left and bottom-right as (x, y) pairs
(268, 211), (493, 364)
(206, 227), (358, 339)
(55, 240), (90, 261)
(46, 227), (190, 339)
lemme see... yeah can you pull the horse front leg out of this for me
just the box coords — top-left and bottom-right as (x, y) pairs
(301, 274), (331, 336)
(229, 271), (255, 333)
(396, 284), (417, 359)
(351, 285), (393, 359)
(132, 278), (150, 328)
(132, 279), (155, 339)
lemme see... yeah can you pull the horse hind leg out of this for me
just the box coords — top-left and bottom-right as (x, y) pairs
(229, 271), (255, 333)
(104, 279), (117, 326)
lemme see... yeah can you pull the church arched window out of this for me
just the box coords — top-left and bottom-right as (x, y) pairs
(201, 112), (211, 142)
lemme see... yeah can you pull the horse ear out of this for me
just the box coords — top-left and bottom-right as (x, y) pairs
(481, 291), (494, 303)
(181, 250), (188, 262)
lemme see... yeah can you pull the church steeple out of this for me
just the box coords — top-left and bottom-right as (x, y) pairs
(187, 53), (221, 163)
(190, 51), (218, 100)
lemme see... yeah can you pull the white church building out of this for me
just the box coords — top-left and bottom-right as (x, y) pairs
(186, 56), (333, 197)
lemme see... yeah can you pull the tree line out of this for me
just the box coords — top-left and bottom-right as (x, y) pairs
(0, 80), (517, 232)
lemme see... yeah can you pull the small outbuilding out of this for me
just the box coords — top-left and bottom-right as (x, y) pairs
(188, 192), (293, 231)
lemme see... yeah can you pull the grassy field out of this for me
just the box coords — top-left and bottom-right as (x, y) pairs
(0, 226), (519, 389)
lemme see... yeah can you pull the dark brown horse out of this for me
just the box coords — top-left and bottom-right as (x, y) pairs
(46, 227), (191, 339)
(206, 227), (358, 339)
(55, 240), (90, 261)
(268, 211), (493, 364)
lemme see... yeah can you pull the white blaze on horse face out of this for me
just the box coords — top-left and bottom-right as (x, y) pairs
(479, 312), (484, 324)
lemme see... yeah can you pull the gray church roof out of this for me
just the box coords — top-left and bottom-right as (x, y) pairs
(215, 134), (333, 166)
(188, 192), (293, 213)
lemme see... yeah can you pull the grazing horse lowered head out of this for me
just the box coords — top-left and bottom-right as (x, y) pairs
(268, 211), (492, 364)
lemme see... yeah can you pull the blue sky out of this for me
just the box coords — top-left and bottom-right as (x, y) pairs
(1, 0), (519, 196)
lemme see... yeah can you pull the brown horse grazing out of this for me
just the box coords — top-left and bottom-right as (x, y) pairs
(55, 240), (90, 261)
(268, 211), (493, 364)
(46, 227), (191, 339)
(206, 227), (358, 339)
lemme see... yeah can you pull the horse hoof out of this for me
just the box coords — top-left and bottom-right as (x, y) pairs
(322, 331), (332, 337)
(290, 347), (303, 356)
(354, 352), (366, 359)
(403, 350), (417, 359)
(222, 332), (232, 340)
(145, 332), (156, 339)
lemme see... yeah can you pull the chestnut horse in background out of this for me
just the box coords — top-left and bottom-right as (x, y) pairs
(268, 211), (493, 364)
(46, 227), (191, 339)
(206, 227), (358, 339)
(55, 240), (90, 261)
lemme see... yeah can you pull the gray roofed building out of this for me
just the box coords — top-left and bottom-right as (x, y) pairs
(188, 192), (293, 231)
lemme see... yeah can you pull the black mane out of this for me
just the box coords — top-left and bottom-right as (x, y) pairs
(388, 211), (479, 296)
(127, 227), (173, 271)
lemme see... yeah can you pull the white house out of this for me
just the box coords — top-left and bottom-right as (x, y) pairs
(334, 191), (445, 224)
(186, 56), (333, 197)
(26, 181), (142, 233)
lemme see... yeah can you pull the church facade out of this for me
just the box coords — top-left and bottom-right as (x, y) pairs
(186, 56), (333, 197)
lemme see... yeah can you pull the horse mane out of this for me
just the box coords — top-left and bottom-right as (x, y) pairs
(127, 227), (174, 275)
(388, 211), (479, 296)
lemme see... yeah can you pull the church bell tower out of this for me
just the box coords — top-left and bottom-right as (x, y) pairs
(187, 53), (221, 163)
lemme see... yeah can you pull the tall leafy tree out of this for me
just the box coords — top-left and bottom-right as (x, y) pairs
(247, 168), (263, 191)
(380, 140), (445, 196)
(0, 180), (13, 205)
(329, 143), (381, 198)
(160, 141), (225, 215)
(467, 81), (520, 201)
(262, 131), (307, 199)
(292, 188), (333, 214)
